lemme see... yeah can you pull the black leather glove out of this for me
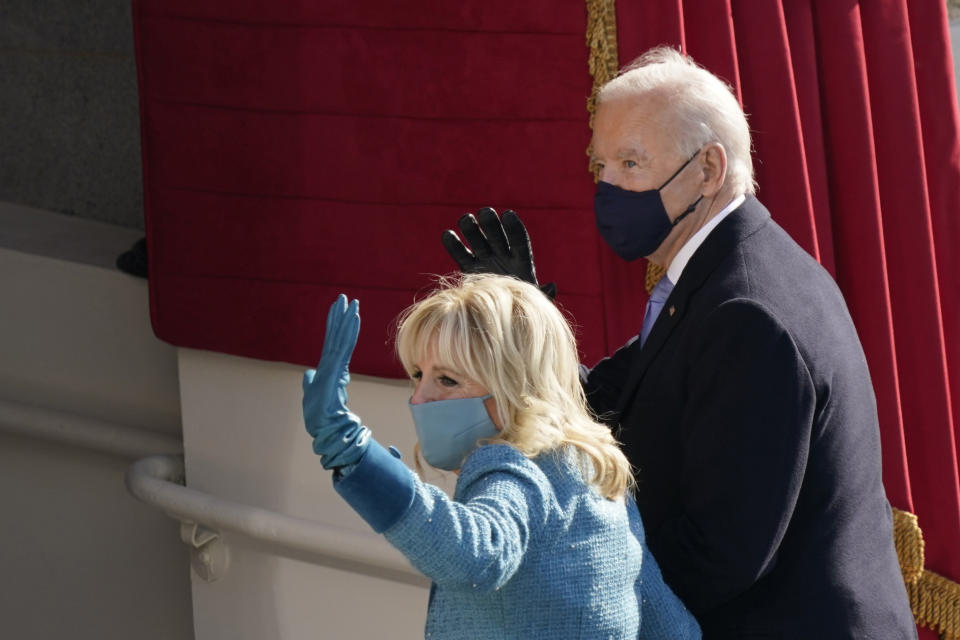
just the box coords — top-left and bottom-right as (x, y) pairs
(441, 207), (556, 300)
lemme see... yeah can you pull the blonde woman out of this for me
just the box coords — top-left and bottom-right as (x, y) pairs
(302, 274), (700, 639)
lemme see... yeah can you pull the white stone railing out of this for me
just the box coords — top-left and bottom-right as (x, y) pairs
(0, 396), (426, 588)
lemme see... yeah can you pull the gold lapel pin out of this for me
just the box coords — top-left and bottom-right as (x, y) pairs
(669, 306), (676, 316)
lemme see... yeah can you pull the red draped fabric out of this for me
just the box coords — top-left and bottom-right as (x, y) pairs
(611, 2), (960, 636)
(134, 0), (959, 632)
(133, 0), (605, 378)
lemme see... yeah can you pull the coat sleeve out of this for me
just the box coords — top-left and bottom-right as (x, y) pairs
(581, 335), (641, 419)
(649, 298), (816, 613)
(380, 445), (550, 592)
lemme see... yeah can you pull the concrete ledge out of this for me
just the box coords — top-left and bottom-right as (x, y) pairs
(0, 200), (143, 270)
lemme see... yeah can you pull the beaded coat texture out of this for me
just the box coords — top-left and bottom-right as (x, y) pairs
(381, 444), (701, 639)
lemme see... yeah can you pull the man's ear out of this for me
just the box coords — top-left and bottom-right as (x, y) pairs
(700, 142), (728, 197)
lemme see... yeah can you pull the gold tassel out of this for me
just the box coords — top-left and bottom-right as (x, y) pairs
(907, 570), (960, 639)
(643, 262), (665, 294)
(584, 0), (619, 178)
(584, 0), (663, 292)
(893, 507), (925, 584)
(877, 507), (960, 637)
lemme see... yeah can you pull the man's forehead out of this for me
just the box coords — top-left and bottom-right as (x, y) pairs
(591, 116), (656, 157)
(601, 89), (673, 124)
(590, 132), (650, 159)
(593, 96), (674, 155)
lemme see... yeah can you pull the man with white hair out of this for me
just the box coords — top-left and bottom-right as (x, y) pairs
(443, 47), (916, 638)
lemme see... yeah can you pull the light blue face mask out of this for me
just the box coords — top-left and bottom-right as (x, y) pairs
(408, 394), (499, 471)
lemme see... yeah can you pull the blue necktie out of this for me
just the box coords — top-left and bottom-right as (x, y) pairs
(640, 275), (674, 347)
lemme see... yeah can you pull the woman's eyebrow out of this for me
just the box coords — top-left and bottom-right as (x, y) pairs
(432, 363), (465, 379)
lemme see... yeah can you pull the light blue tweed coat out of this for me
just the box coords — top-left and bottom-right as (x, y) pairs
(334, 441), (701, 639)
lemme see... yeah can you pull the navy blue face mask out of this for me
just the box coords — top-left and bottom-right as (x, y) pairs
(594, 150), (704, 261)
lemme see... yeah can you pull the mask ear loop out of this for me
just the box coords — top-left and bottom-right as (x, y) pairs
(671, 194), (704, 227)
(659, 148), (704, 227)
(657, 149), (702, 190)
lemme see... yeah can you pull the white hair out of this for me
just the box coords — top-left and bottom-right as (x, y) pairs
(598, 47), (756, 195)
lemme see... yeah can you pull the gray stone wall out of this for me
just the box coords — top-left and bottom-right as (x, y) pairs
(0, 0), (144, 229)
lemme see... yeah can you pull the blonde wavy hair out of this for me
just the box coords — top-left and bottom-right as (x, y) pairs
(395, 274), (634, 500)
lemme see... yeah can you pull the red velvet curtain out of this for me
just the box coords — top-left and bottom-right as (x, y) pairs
(135, 0), (960, 630)
(133, 0), (606, 377)
(607, 2), (960, 635)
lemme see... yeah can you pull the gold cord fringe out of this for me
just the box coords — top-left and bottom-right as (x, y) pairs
(908, 570), (960, 639)
(585, 0), (618, 177)
(894, 507), (925, 584)
(584, 0), (663, 293)
(891, 507), (960, 638)
(643, 262), (666, 294)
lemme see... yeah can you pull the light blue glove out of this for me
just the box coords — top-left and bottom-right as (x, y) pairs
(302, 294), (371, 470)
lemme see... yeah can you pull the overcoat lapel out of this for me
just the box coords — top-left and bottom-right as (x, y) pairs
(613, 196), (771, 417)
